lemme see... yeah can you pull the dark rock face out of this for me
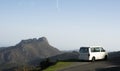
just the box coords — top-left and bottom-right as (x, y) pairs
(0, 37), (61, 66)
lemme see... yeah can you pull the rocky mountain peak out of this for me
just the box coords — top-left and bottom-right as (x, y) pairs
(16, 37), (48, 46)
(0, 37), (61, 70)
(38, 37), (48, 42)
(38, 37), (48, 43)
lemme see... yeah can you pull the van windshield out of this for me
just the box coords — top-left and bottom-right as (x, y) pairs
(79, 48), (89, 53)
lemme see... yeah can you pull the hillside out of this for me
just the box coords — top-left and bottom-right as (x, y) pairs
(0, 37), (61, 70)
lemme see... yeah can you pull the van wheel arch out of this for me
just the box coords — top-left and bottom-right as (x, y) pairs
(104, 55), (108, 60)
(91, 57), (95, 62)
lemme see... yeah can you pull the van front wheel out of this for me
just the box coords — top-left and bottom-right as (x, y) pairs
(91, 57), (95, 62)
(104, 55), (108, 60)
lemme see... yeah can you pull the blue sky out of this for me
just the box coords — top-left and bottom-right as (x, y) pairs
(0, 0), (120, 51)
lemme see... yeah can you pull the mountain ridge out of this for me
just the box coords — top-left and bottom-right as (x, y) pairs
(0, 37), (61, 69)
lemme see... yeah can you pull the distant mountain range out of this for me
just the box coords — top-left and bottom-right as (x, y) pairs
(0, 37), (61, 70)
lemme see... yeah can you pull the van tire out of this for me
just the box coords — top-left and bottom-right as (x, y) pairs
(91, 57), (95, 62)
(104, 55), (108, 60)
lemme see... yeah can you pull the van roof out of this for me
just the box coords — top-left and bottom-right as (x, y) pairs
(80, 47), (90, 48)
(80, 46), (102, 48)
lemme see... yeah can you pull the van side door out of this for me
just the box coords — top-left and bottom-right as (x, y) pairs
(91, 47), (101, 60)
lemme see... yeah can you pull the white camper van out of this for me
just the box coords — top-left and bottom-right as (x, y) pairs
(79, 46), (108, 61)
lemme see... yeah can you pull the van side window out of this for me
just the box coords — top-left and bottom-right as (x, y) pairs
(80, 48), (89, 53)
(91, 48), (100, 52)
(101, 48), (105, 52)
(91, 48), (95, 52)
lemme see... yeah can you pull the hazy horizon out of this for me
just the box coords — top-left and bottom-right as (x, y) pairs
(0, 0), (120, 51)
